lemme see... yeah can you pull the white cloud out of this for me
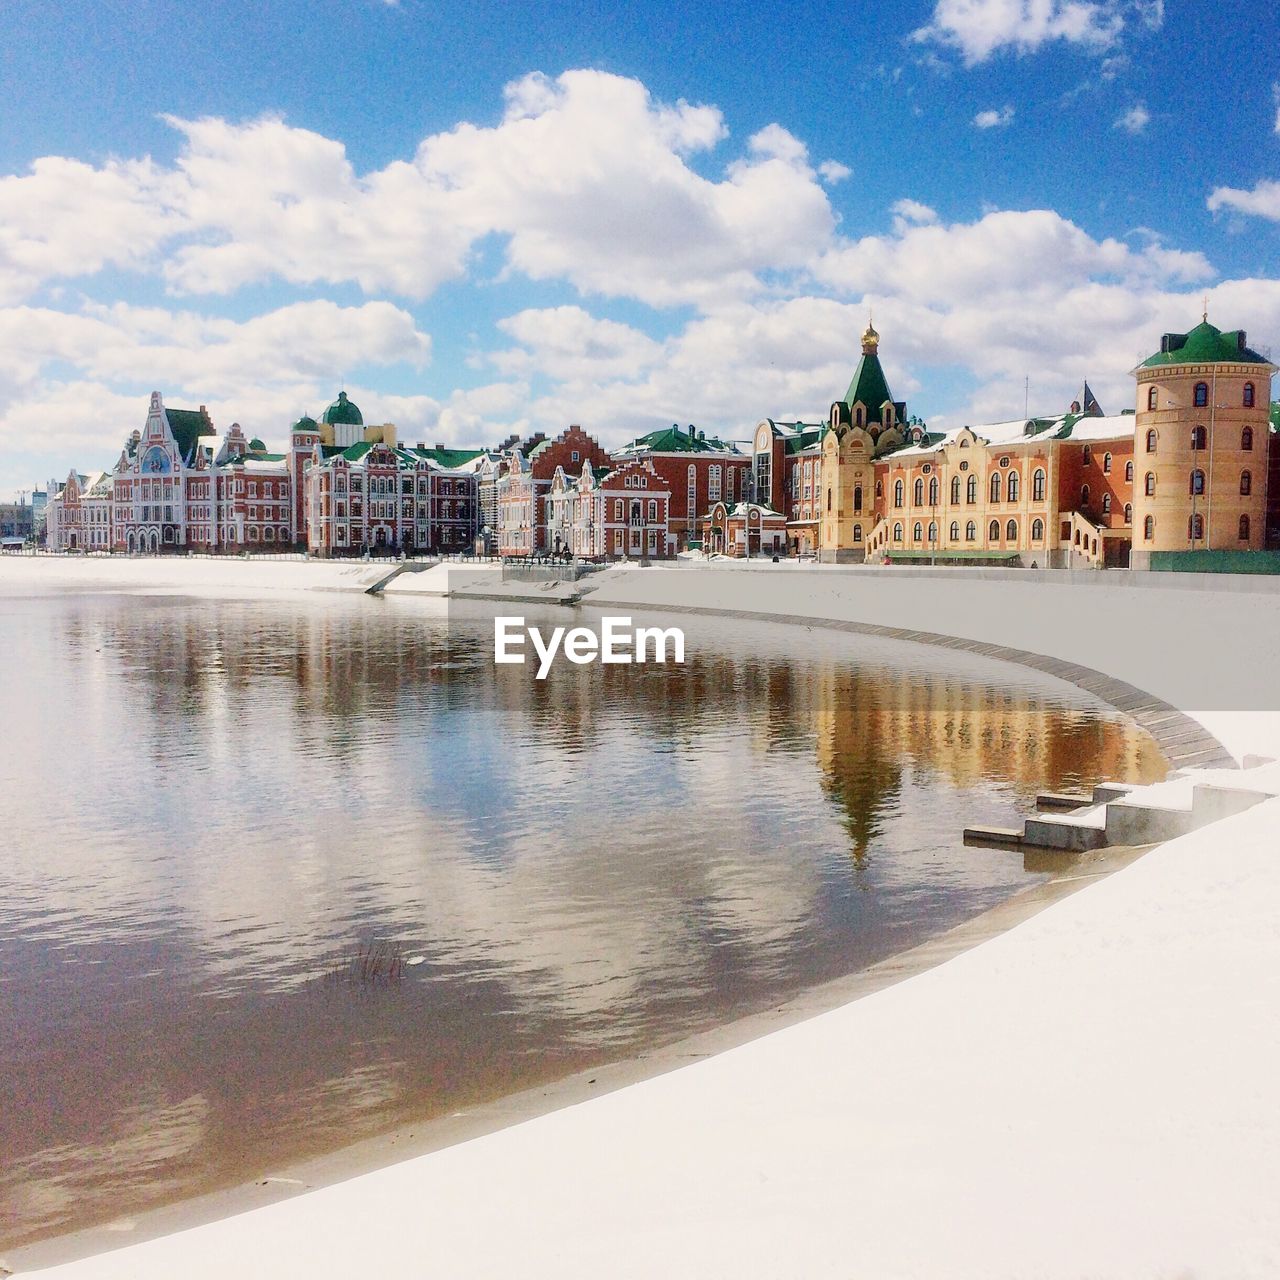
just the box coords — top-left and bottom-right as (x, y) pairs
(913, 0), (1125, 65)
(973, 105), (1016, 129)
(1208, 179), (1280, 224)
(818, 160), (852, 184)
(1114, 103), (1151, 134)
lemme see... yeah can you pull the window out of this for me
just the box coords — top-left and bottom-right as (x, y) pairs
(928, 521), (937, 542)
(1190, 469), (1205, 496)
(1242, 426), (1254, 452)
(615, 499), (623, 520)
(1189, 513), (1204, 540)
(1147, 386), (1158, 411)
(1145, 472), (1156, 496)
(1146, 429), (1158, 453)
(892, 521), (903, 542)
(965, 520), (976, 542)
(989, 473), (1001, 503)
(708, 464), (721, 501)
(1102, 493), (1111, 516)
(1244, 383), (1256, 409)
(1083, 445), (1092, 465)
(966, 476), (978, 504)
(913, 478), (924, 506)
(988, 519), (1000, 542)
(1240, 514), (1251, 541)
(1241, 470), (1252, 496)
(852, 524), (862, 542)
(572, 451), (580, 463)
(1144, 515), (1154, 540)
(894, 479), (904, 508)
(949, 521), (959, 541)
(928, 477), (939, 506)
(1194, 382), (1209, 408)
(1031, 518), (1044, 541)
(853, 485), (862, 512)
(913, 521), (923, 542)
(826, 488), (832, 512)
(1125, 460), (1133, 483)
(1103, 453), (1112, 474)
(1191, 425), (1207, 451)
(1007, 472), (1019, 502)
(875, 479), (883, 499)
(1123, 504), (1132, 524)
(1081, 484), (1090, 507)
(951, 476), (961, 504)
(1032, 469), (1046, 502)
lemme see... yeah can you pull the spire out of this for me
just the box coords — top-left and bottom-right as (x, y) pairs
(861, 311), (880, 356)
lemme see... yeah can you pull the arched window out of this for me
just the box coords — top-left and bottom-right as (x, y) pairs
(928, 476), (939, 506)
(1032, 468), (1046, 502)
(1242, 426), (1254, 451)
(1191, 425), (1206, 451)
(1103, 452), (1112, 474)
(1081, 484), (1090, 507)
(1144, 514), (1155, 540)
(1102, 493), (1111, 516)
(894, 479), (904, 508)
(1244, 383), (1255, 408)
(989, 473), (1001, 503)
(966, 475), (978, 504)
(1032, 518), (1044, 541)
(949, 521), (960, 541)
(855, 406), (864, 428)
(1124, 503), (1132, 524)
(913, 521), (923, 542)
(1006, 519), (1018, 541)
(1239, 515), (1251, 541)
(875, 479), (883, 499)
(1007, 472), (1020, 502)
(913, 477), (924, 506)
(1190, 469), (1205, 496)
(1124, 460), (1133, 483)
(1241, 470), (1252, 496)
(988, 519), (1000, 542)
(1194, 382), (1209, 408)
(928, 521), (938, 542)
(892, 521), (903, 542)
(853, 524), (863, 542)
(1144, 472), (1156, 496)
(965, 521), (977, 542)
(1147, 386), (1158, 411)
(853, 485), (863, 512)
(951, 475), (961, 504)
(1146, 429), (1158, 453)
(1189, 512), (1204, 540)
(1083, 445), (1092, 465)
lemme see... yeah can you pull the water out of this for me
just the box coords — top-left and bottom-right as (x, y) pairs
(0, 588), (1166, 1247)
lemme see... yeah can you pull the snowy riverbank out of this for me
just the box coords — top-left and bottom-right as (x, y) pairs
(8, 555), (1280, 1278)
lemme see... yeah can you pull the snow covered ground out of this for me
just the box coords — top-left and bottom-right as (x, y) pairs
(9, 557), (1280, 1278)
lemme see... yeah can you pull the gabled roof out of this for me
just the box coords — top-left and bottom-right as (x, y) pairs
(1139, 320), (1273, 369)
(165, 407), (213, 462)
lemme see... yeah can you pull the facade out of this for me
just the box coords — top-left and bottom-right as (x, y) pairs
(1130, 320), (1276, 565)
(702, 501), (788, 556)
(613, 424), (749, 550)
(546, 457), (674, 560)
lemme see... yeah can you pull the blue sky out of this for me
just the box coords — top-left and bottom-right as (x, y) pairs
(2, 0), (1278, 499)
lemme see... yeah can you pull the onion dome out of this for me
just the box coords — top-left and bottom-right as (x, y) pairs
(321, 391), (364, 426)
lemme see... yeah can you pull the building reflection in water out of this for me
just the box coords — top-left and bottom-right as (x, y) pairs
(1, 592), (1164, 1249)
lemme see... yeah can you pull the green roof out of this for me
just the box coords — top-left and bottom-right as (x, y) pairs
(248, 451), (286, 463)
(292, 414), (318, 432)
(322, 391), (364, 426)
(406, 445), (485, 469)
(248, 437), (266, 451)
(783, 425), (825, 454)
(620, 424), (738, 454)
(1139, 321), (1272, 369)
(165, 408), (212, 462)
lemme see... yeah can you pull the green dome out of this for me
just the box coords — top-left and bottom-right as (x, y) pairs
(292, 414), (317, 433)
(1140, 320), (1271, 369)
(322, 391), (363, 426)
(248, 437), (266, 452)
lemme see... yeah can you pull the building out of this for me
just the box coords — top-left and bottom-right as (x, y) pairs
(546, 457), (674, 560)
(1130, 319), (1276, 565)
(613, 424), (749, 550)
(0, 501), (34, 545)
(496, 425), (614, 556)
(702, 500), (788, 556)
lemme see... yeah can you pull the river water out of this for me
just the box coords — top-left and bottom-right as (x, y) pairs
(0, 587), (1165, 1247)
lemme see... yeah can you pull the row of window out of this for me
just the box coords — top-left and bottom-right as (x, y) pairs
(1139, 514), (1252, 542)
(1135, 469), (1254, 497)
(1146, 383), (1259, 411)
(1146, 426), (1255, 453)
(891, 469), (1051, 508)
(889, 518), (1047, 544)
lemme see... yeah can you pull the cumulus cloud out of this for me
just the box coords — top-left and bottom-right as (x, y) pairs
(1114, 102), (1151, 133)
(913, 0), (1126, 64)
(973, 105), (1016, 129)
(0, 71), (838, 312)
(1208, 179), (1280, 223)
(818, 160), (852, 184)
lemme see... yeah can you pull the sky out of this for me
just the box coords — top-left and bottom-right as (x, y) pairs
(2, 0), (1279, 500)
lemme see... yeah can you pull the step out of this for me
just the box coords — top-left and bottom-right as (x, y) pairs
(963, 825), (1025, 849)
(1035, 791), (1093, 811)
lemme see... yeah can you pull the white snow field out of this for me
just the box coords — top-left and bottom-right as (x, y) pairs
(8, 556), (1280, 1278)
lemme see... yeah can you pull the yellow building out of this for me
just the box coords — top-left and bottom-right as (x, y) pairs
(1130, 319), (1275, 564)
